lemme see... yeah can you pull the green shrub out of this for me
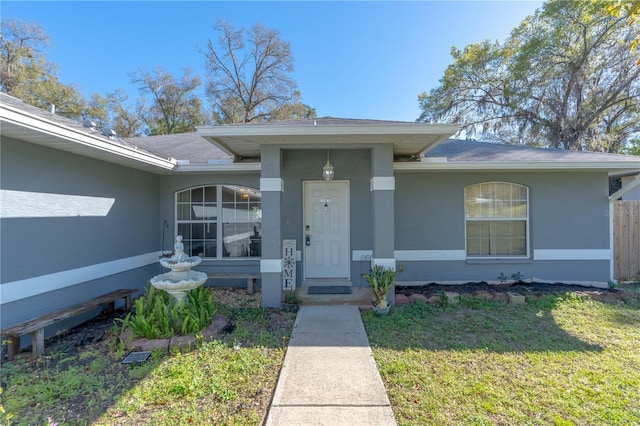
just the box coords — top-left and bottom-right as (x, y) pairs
(117, 285), (216, 339)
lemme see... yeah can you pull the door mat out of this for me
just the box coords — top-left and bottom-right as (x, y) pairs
(307, 286), (352, 295)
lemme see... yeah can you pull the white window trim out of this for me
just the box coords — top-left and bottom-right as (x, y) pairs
(175, 185), (262, 260)
(464, 182), (530, 259)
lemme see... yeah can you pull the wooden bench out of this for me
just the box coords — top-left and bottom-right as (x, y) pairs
(206, 273), (260, 295)
(1, 288), (136, 360)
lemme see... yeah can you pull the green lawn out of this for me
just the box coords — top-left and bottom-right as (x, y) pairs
(3, 286), (638, 425)
(0, 288), (295, 426)
(363, 291), (640, 426)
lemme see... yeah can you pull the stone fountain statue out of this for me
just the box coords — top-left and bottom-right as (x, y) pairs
(150, 235), (207, 302)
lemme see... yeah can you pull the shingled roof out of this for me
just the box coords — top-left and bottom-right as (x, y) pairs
(2, 92), (638, 172)
(124, 132), (231, 164)
(426, 139), (639, 163)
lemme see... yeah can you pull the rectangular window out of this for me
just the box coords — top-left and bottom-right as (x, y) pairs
(465, 182), (528, 258)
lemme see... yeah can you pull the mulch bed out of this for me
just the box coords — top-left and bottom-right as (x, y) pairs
(396, 281), (636, 304)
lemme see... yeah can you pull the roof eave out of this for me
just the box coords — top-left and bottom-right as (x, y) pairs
(197, 123), (460, 159)
(1, 104), (177, 172)
(197, 123), (460, 137)
(172, 163), (261, 173)
(394, 161), (640, 174)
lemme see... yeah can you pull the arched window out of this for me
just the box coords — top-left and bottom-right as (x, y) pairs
(464, 182), (529, 258)
(176, 185), (261, 259)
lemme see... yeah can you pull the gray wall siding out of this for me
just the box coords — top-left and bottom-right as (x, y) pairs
(1, 137), (160, 283)
(530, 173), (609, 249)
(394, 171), (611, 283)
(1, 137), (160, 334)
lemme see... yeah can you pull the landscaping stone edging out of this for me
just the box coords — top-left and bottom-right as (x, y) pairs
(121, 313), (228, 353)
(395, 287), (638, 307)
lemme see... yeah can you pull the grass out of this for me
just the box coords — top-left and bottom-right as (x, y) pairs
(362, 289), (640, 425)
(3, 284), (638, 425)
(0, 288), (295, 425)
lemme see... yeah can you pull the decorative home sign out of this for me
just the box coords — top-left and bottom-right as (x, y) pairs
(283, 239), (296, 290)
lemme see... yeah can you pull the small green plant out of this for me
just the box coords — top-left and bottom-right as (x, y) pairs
(363, 265), (396, 308)
(438, 290), (449, 307)
(116, 285), (216, 339)
(608, 280), (618, 289)
(283, 290), (301, 305)
(498, 272), (524, 284)
(282, 290), (301, 312)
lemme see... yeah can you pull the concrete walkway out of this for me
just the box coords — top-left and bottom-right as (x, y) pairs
(265, 305), (397, 426)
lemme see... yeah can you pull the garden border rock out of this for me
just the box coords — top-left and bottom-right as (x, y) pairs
(395, 281), (638, 306)
(121, 313), (228, 353)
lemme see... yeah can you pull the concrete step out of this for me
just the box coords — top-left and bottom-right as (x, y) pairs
(296, 287), (374, 309)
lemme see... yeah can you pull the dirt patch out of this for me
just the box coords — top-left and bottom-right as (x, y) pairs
(11, 287), (291, 359)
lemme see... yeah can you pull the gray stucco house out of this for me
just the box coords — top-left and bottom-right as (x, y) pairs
(2, 92), (639, 341)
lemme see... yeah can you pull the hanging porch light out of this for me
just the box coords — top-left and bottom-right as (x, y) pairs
(322, 150), (334, 182)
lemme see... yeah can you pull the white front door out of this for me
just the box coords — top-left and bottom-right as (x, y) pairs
(303, 181), (350, 279)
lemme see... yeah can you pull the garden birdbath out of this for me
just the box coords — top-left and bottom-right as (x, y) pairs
(150, 236), (207, 302)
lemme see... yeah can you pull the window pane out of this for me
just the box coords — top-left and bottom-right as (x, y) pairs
(201, 204), (217, 220)
(191, 205), (205, 220)
(190, 240), (205, 257)
(222, 203), (235, 220)
(204, 186), (217, 202)
(177, 204), (190, 220)
(204, 240), (217, 258)
(495, 238), (512, 255)
(512, 200), (527, 218)
(223, 222), (256, 258)
(191, 187), (204, 202)
(466, 221), (490, 256)
(204, 222), (216, 239)
(250, 224), (262, 256)
(192, 223), (204, 239)
(177, 190), (190, 203)
(511, 238), (527, 256)
(235, 203), (250, 220)
(249, 204), (262, 220)
(178, 223), (191, 239)
(222, 186), (235, 203)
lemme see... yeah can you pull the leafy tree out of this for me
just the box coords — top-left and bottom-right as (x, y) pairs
(106, 89), (146, 138)
(418, 0), (640, 152)
(269, 91), (316, 121)
(1, 18), (85, 119)
(203, 20), (311, 123)
(131, 66), (204, 135)
(0, 18), (50, 95)
(607, 0), (640, 53)
(83, 93), (110, 129)
(623, 137), (640, 155)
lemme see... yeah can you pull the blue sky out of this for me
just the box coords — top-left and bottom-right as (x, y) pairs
(4, 1), (543, 122)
